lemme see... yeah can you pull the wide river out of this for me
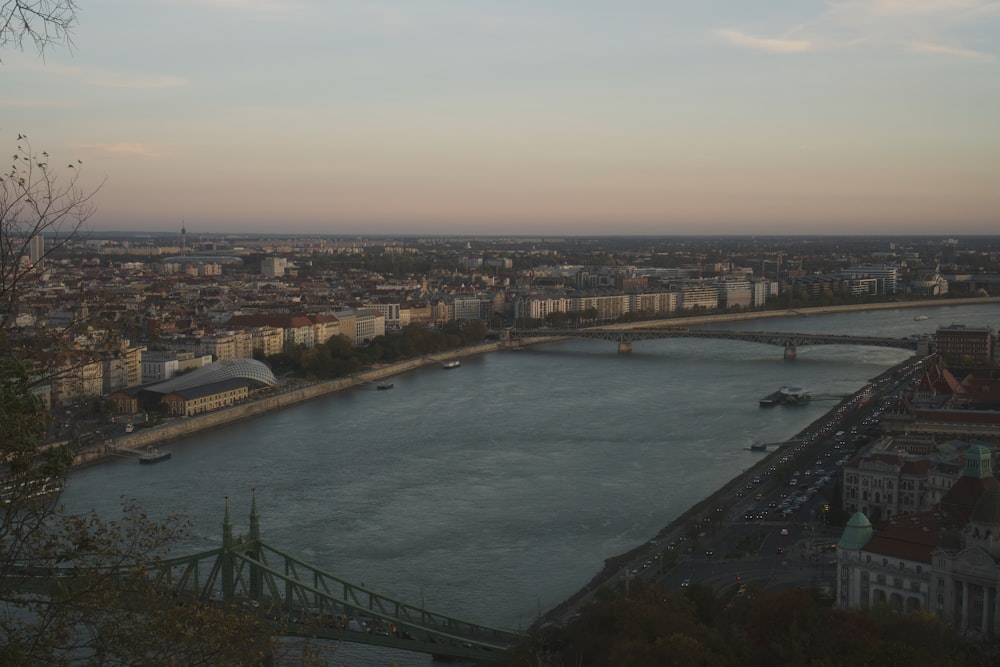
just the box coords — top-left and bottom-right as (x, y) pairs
(61, 302), (1000, 665)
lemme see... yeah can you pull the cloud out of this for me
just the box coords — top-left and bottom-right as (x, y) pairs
(156, 0), (302, 11)
(905, 40), (998, 60)
(85, 72), (189, 89)
(715, 29), (813, 53)
(11, 61), (189, 89)
(77, 143), (167, 158)
(716, 0), (998, 60)
(855, 0), (984, 17)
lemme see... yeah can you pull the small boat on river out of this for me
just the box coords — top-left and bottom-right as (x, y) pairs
(442, 360), (461, 369)
(139, 448), (171, 464)
(760, 386), (811, 406)
(376, 382), (394, 390)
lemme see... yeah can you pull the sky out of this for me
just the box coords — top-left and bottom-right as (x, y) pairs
(3, 0), (999, 236)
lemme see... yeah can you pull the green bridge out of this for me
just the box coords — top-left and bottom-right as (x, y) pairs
(145, 493), (525, 663)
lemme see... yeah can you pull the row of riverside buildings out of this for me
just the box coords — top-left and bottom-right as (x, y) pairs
(836, 324), (1000, 637)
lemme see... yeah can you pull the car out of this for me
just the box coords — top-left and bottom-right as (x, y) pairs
(681, 579), (690, 587)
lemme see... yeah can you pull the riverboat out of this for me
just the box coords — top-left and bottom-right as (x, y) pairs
(760, 386), (811, 406)
(139, 448), (171, 464)
(750, 443), (768, 452)
(778, 386), (811, 405)
(913, 315), (929, 321)
(376, 382), (394, 390)
(442, 360), (461, 369)
(759, 391), (781, 407)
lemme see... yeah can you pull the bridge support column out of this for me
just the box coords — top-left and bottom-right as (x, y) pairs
(222, 498), (235, 602)
(784, 345), (797, 361)
(618, 341), (632, 354)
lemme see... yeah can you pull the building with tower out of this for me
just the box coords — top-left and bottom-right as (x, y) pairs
(836, 445), (1000, 636)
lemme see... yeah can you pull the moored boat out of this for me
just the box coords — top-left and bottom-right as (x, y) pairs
(759, 392), (780, 407)
(442, 360), (461, 369)
(139, 448), (171, 464)
(376, 382), (394, 390)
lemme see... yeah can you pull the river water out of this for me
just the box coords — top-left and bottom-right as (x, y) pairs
(60, 302), (1000, 664)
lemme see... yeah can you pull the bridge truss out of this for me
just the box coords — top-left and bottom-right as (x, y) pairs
(146, 494), (524, 662)
(503, 327), (925, 358)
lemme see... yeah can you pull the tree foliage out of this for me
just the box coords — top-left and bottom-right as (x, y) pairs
(270, 321), (488, 380)
(504, 584), (998, 667)
(0, 358), (284, 665)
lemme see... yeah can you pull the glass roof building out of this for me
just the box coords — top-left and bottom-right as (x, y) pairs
(146, 358), (277, 394)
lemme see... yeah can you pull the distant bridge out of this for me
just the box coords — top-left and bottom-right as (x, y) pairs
(502, 327), (929, 359)
(93, 494), (524, 662)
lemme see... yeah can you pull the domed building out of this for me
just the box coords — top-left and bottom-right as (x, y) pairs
(836, 445), (1000, 636)
(139, 358), (278, 418)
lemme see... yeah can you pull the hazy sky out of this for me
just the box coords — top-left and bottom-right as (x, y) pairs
(4, 1), (999, 235)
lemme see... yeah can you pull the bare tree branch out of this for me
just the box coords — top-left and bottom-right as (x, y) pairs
(0, 0), (79, 58)
(1, 134), (103, 329)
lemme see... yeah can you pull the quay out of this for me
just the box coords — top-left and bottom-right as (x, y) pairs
(64, 296), (999, 469)
(537, 351), (933, 628)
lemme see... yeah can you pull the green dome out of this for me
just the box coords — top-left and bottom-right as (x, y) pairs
(838, 512), (874, 550)
(963, 445), (994, 479)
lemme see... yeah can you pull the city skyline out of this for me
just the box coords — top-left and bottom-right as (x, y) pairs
(4, 1), (999, 236)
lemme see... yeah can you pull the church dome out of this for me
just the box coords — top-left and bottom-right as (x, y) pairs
(838, 512), (874, 550)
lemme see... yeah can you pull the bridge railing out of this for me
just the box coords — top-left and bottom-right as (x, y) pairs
(142, 538), (524, 660)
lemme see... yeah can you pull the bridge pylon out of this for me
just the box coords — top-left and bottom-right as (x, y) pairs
(144, 495), (526, 662)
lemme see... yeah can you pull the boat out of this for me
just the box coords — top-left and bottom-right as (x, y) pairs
(760, 386), (811, 406)
(778, 386), (811, 405)
(913, 315), (929, 321)
(750, 443), (768, 452)
(442, 360), (461, 369)
(139, 448), (171, 464)
(376, 382), (394, 390)
(759, 391), (781, 407)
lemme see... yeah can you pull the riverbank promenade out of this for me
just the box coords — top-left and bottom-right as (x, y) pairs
(73, 296), (999, 467)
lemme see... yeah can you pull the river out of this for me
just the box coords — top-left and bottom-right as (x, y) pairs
(60, 301), (1000, 665)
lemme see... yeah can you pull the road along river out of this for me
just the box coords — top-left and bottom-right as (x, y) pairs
(60, 301), (1000, 664)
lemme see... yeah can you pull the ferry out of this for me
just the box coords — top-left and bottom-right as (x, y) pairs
(760, 386), (811, 406)
(139, 448), (171, 464)
(442, 360), (461, 369)
(759, 392), (781, 407)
